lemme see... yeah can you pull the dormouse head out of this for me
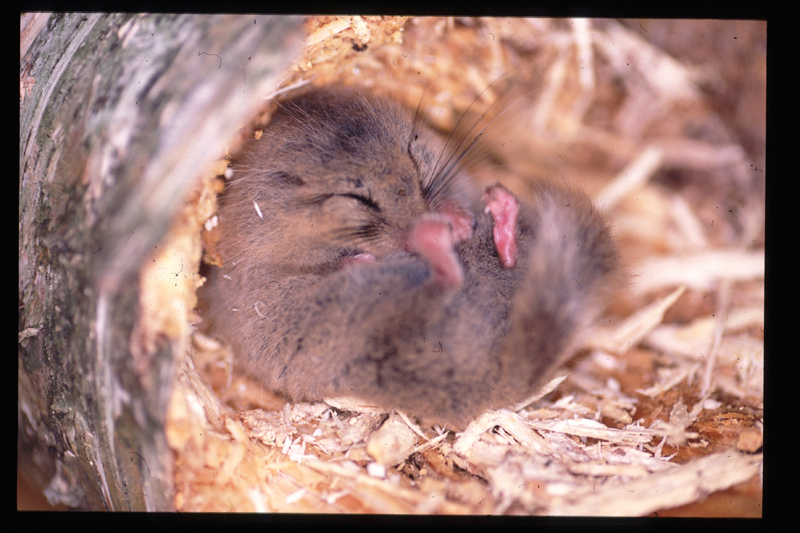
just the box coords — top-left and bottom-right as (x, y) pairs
(220, 88), (471, 273)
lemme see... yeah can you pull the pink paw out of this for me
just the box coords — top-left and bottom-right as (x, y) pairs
(483, 185), (519, 269)
(408, 218), (463, 288)
(437, 201), (474, 242)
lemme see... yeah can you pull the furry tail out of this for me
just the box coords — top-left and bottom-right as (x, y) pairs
(499, 182), (621, 390)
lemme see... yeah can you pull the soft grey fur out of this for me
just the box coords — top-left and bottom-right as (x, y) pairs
(199, 87), (622, 428)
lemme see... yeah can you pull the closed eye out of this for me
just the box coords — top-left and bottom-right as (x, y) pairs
(337, 193), (380, 211)
(299, 192), (380, 211)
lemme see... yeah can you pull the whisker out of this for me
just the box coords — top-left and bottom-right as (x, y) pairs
(423, 74), (547, 209)
(429, 71), (513, 180)
(438, 89), (538, 180)
(411, 76), (446, 132)
(422, 72), (521, 203)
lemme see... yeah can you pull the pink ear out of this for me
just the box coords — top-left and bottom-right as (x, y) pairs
(408, 218), (463, 288)
(482, 185), (519, 269)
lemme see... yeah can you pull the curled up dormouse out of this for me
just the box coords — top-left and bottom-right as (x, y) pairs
(199, 85), (623, 429)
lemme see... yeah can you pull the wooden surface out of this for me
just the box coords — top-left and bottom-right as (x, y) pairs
(18, 13), (303, 510)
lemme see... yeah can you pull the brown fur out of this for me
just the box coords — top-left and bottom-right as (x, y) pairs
(199, 87), (622, 429)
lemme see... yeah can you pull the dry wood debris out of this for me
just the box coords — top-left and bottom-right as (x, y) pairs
(162, 17), (764, 515)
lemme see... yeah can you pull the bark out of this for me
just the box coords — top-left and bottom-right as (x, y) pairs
(18, 13), (303, 510)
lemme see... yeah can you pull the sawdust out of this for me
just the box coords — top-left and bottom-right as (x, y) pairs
(161, 17), (764, 515)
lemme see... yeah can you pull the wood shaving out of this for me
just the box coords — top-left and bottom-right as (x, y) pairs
(595, 145), (664, 212)
(549, 451), (761, 516)
(590, 286), (686, 354)
(168, 17), (763, 515)
(634, 251), (764, 295)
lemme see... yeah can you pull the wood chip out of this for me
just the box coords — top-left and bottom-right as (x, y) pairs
(549, 451), (761, 516)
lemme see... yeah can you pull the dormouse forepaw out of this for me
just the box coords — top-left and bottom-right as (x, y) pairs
(409, 218), (464, 288)
(482, 184), (519, 269)
(438, 201), (474, 242)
